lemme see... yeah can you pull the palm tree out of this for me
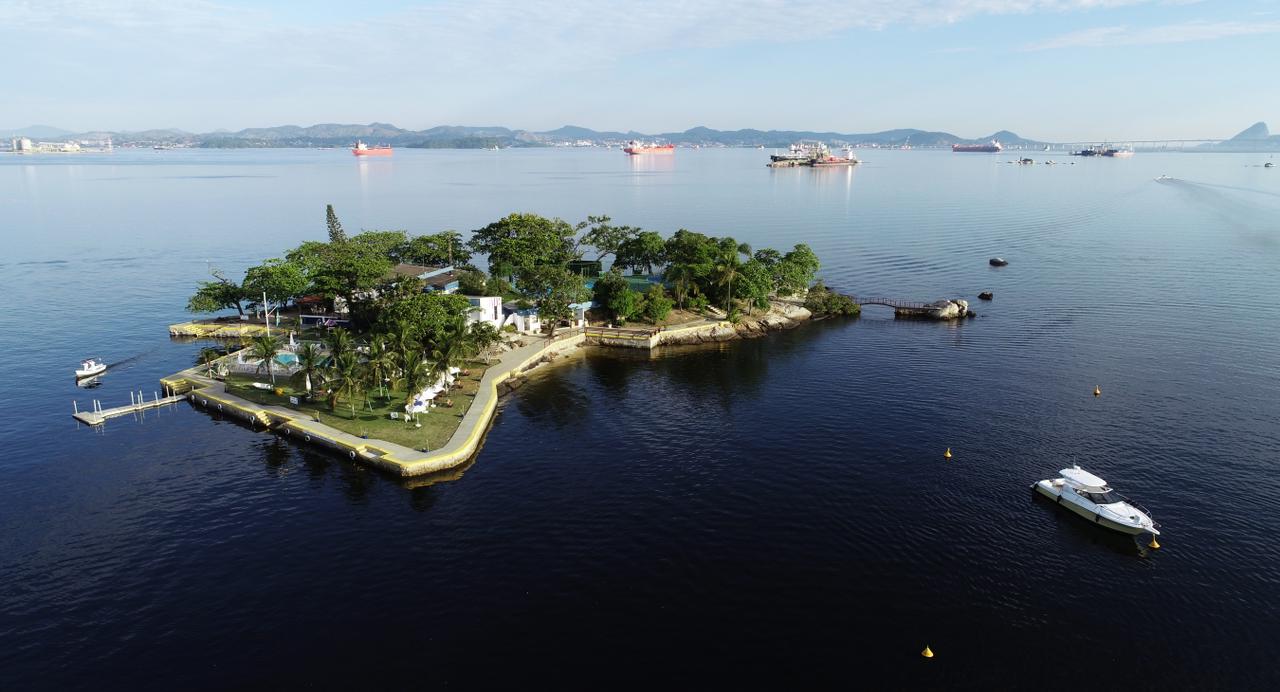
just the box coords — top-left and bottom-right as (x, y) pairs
(249, 334), (283, 385)
(329, 350), (364, 419)
(197, 347), (222, 377)
(400, 351), (431, 420)
(664, 262), (696, 310)
(296, 342), (324, 396)
(468, 321), (502, 364)
(325, 327), (353, 360)
(429, 337), (466, 392)
(714, 241), (749, 315)
(365, 336), (396, 400)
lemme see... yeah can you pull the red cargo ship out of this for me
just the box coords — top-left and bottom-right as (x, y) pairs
(623, 140), (675, 155)
(352, 140), (392, 157)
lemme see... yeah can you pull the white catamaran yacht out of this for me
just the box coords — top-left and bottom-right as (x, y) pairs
(1033, 465), (1159, 536)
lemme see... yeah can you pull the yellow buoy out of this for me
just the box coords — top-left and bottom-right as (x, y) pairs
(1148, 536), (1161, 550)
(922, 645), (934, 658)
(944, 448), (952, 459)
(1094, 385), (1101, 397)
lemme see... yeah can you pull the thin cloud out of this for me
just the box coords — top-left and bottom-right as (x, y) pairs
(1025, 19), (1280, 50)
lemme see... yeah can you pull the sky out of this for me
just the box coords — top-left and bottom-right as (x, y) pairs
(2, 0), (1278, 141)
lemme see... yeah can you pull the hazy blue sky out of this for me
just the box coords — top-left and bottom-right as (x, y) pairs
(3, 0), (1278, 140)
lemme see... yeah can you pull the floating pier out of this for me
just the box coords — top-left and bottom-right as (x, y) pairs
(73, 391), (186, 426)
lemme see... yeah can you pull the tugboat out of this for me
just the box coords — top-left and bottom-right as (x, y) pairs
(75, 358), (107, 379)
(1033, 465), (1160, 537)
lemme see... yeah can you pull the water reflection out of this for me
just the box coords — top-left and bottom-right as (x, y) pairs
(626, 154), (675, 173)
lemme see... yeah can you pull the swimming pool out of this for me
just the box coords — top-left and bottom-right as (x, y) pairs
(275, 352), (298, 365)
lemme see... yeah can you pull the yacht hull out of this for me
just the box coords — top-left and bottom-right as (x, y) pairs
(1034, 480), (1153, 536)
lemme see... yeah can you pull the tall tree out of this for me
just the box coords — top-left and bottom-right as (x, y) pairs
(400, 352), (431, 416)
(328, 350), (363, 418)
(350, 230), (409, 262)
(775, 243), (821, 296)
(242, 258), (308, 314)
(186, 269), (249, 317)
(249, 334), (283, 385)
(713, 238), (751, 315)
(578, 215), (638, 261)
(615, 231), (667, 275)
(296, 342), (324, 396)
(468, 213), (579, 281)
(365, 336), (396, 399)
(467, 321), (502, 364)
(402, 231), (470, 266)
(517, 265), (589, 337)
(325, 327), (353, 361)
(326, 204), (347, 244)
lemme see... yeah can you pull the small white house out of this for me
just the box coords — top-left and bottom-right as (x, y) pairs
(466, 295), (504, 329)
(502, 306), (542, 334)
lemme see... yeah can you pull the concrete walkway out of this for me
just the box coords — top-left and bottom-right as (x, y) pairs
(162, 331), (585, 477)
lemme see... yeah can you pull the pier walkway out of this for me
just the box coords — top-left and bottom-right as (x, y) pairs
(73, 392), (187, 426)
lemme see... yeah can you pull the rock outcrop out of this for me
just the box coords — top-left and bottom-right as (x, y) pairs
(926, 298), (971, 319)
(656, 302), (812, 346)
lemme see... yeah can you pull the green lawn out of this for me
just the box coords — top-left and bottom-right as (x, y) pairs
(224, 362), (490, 452)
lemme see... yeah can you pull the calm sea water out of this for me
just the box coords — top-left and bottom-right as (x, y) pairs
(2, 148), (1278, 690)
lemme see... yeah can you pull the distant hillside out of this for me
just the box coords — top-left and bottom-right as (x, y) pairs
(29, 121), (1053, 149)
(1200, 122), (1280, 151)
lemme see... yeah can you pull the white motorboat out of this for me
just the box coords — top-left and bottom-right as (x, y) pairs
(75, 358), (107, 379)
(1033, 465), (1159, 536)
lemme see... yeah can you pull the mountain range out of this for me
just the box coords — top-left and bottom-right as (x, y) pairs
(5, 121), (1278, 151)
(1, 121), (1050, 149)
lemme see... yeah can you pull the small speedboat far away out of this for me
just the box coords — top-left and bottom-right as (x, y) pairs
(1033, 465), (1159, 536)
(76, 358), (107, 379)
(989, 257), (1008, 267)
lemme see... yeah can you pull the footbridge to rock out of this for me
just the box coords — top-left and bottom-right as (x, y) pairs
(849, 296), (940, 317)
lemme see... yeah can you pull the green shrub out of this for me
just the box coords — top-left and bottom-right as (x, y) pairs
(642, 283), (673, 322)
(804, 281), (860, 317)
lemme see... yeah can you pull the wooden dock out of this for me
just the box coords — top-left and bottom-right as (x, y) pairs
(73, 391), (187, 426)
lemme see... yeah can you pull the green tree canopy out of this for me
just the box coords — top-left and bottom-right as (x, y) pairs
(242, 258), (308, 309)
(187, 271), (249, 316)
(591, 270), (639, 324)
(469, 213), (580, 281)
(776, 243), (821, 296)
(350, 230), (409, 262)
(517, 265), (589, 336)
(615, 231), (667, 275)
(285, 238), (393, 304)
(326, 204), (347, 243)
(371, 285), (472, 348)
(402, 231), (469, 266)
(579, 215), (639, 261)
(642, 283), (673, 322)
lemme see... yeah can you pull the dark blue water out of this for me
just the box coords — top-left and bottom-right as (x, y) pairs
(2, 149), (1279, 690)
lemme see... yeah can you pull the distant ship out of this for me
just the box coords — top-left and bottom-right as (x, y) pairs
(810, 146), (860, 167)
(352, 140), (392, 157)
(952, 140), (1003, 153)
(623, 141), (675, 155)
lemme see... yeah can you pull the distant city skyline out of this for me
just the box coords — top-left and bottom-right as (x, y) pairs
(3, 0), (1279, 141)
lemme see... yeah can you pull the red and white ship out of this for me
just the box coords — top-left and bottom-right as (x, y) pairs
(352, 140), (392, 157)
(623, 140), (675, 155)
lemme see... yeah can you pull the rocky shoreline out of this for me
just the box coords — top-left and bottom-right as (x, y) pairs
(656, 301), (813, 346)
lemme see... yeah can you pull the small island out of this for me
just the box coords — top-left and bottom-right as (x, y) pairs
(161, 206), (850, 476)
